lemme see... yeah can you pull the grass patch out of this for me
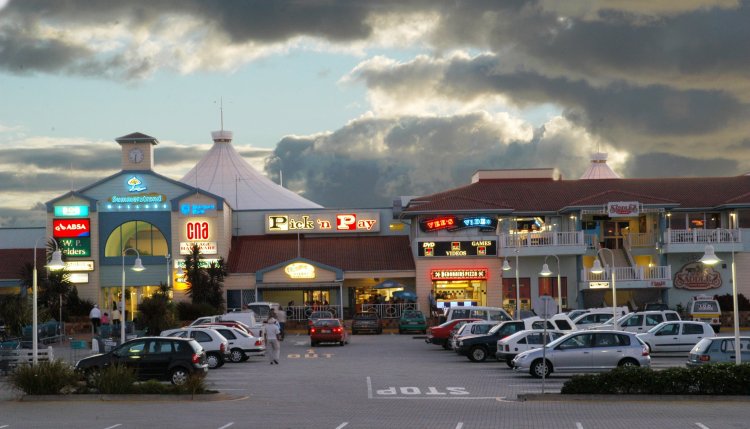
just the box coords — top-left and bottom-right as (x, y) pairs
(9, 360), (78, 395)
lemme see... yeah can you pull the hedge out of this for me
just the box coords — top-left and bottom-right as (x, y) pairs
(561, 364), (750, 395)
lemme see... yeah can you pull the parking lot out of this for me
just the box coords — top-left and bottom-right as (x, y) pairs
(0, 333), (747, 429)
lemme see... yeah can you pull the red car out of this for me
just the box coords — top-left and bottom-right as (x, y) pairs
(310, 319), (349, 346)
(426, 318), (481, 349)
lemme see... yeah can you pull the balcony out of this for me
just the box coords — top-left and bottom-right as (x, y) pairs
(498, 231), (587, 257)
(662, 228), (743, 253)
(581, 265), (672, 289)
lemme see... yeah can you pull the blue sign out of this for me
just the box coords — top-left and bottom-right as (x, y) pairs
(126, 176), (147, 192)
(180, 203), (217, 216)
(461, 216), (496, 229)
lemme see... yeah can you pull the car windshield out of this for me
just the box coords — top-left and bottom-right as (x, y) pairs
(602, 313), (632, 325)
(544, 332), (576, 348)
(314, 319), (340, 327)
(488, 323), (506, 335)
(403, 311), (423, 318)
(355, 313), (377, 320)
(311, 311), (333, 319)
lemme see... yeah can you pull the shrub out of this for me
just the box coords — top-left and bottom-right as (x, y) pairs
(9, 360), (78, 395)
(91, 364), (137, 394)
(561, 363), (750, 395)
(133, 380), (171, 394)
(176, 302), (219, 322)
(137, 294), (177, 335)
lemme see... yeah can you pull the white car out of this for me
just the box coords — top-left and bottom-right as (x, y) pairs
(160, 327), (230, 369)
(589, 310), (681, 333)
(195, 325), (265, 362)
(572, 311), (618, 328)
(636, 321), (716, 353)
(495, 329), (567, 367)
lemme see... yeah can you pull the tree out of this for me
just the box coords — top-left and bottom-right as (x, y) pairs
(183, 244), (226, 311)
(137, 282), (177, 335)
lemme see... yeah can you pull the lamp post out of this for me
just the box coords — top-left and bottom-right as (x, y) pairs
(32, 237), (65, 365)
(502, 248), (521, 320)
(121, 248), (145, 344)
(590, 248), (617, 330)
(539, 254), (562, 313)
(700, 242), (741, 364)
(165, 253), (172, 293)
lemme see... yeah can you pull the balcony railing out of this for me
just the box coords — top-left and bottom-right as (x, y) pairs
(361, 303), (419, 319)
(581, 265), (672, 282)
(664, 228), (741, 244)
(285, 305), (342, 321)
(625, 232), (656, 248)
(499, 231), (585, 248)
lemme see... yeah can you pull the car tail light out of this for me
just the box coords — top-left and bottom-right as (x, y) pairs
(310, 328), (317, 334)
(333, 327), (342, 333)
(192, 353), (200, 364)
(699, 355), (710, 362)
(255, 339), (263, 346)
(642, 346), (649, 356)
(220, 343), (226, 353)
(505, 345), (510, 352)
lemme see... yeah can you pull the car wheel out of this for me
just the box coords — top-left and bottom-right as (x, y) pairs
(530, 359), (551, 378)
(618, 358), (639, 368)
(339, 341), (345, 346)
(240, 354), (250, 362)
(310, 340), (317, 347)
(468, 346), (487, 362)
(229, 348), (245, 363)
(505, 360), (514, 368)
(170, 367), (189, 385)
(441, 342), (451, 350)
(206, 352), (223, 369)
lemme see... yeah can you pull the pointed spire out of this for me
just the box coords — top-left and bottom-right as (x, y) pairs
(580, 152), (621, 180)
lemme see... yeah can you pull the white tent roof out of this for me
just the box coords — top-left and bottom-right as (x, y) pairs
(579, 152), (621, 180)
(180, 130), (322, 210)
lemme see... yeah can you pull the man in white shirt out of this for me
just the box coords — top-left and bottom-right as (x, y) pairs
(274, 308), (287, 340)
(263, 318), (281, 365)
(89, 304), (101, 335)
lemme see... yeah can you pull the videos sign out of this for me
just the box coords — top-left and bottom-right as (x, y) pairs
(418, 240), (496, 257)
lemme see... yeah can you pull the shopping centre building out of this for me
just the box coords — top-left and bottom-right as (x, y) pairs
(2, 130), (749, 322)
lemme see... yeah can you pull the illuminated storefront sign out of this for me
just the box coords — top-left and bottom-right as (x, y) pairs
(108, 193), (167, 204)
(589, 282), (610, 289)
(174, 259), (220, 269)
(284, 262), (316, 279)
(68, 273), (89, 284)
(265, 211), (380, 234)
(54, 205), (89, 217)
(419, 215), (497, 232)
(185, 221), (211, 240)
(674, 262), (722, 290)
(59, 237), (91, 257)
(607, 201), (640, 217)
(430, 269), (488, 280)
(179, 242), (218, 255)
(418, 240), (497, 257)
(180, 203), (217, 216)
(64, 260), (95, 272)
(53, 219), (90, 238)
(126, 176), (147, 192)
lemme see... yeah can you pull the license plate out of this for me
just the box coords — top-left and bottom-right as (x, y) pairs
(322, 329), (331, 333)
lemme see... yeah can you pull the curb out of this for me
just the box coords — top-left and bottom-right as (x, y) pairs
(17, 392), (243, 402)
(517, 393), (750, 402)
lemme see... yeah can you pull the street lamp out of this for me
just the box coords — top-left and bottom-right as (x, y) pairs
(32, 237), (65, 364)
(700, 243), (741, 364)
(590, 248), (618, 330)
(539, 254), (562, 313)
(502, 248), (521, 320)
(121, 248), (145, 343)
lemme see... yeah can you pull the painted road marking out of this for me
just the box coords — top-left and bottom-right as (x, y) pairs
(0, 425), (9, 428)
(456, 423), (464, 429)
(103, 425), (121, 429)
(335, 423), (349, 429)
(367, 376), (501, 400)
(576, 423), (584, 429)
(287, 349), (334, 359)
(217, 423), (234, 429)
(695, 424), (710, 429)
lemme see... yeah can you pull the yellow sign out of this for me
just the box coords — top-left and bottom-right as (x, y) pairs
(590, 282), (610, 289)
(285, 262), (316, 279)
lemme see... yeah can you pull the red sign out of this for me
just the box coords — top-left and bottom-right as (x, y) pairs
(430, 268), (488, 280)
(420, 216), (457, 232)
(185, 221), (210, 240)
(53, 219), (90, 238)
(674, 262), (722, 290)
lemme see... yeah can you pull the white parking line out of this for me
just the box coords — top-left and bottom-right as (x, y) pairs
(103, 425), (121, 429)
(217, 423), (234, 429)
(0, 425), (9, 428)
(367, 376), (373, 399)
(456, 423), (464, 429)
(335, 423), (349, 429)
(695, 424), (710, 429)
(576, 423), (584, 429)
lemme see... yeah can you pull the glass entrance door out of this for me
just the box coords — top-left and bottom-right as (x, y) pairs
(603, 221), (631, 249)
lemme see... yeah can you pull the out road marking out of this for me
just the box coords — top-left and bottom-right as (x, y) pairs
(217, 423), (234, 429)
(456, 423), (464, 429)
(103, 425), (122, 429)
(576, 423), (584, 429)
(696, 424), (710, 429)
(335, 423), (349, 429)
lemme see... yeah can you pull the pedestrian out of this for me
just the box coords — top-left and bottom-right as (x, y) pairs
(275, 306), (287, 340)
(111, 305), (121, 331)
(263, 318), (281, 365)
(89, 304), (101, 335)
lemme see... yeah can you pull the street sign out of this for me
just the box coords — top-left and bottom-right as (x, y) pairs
(533, 295), (557, 319)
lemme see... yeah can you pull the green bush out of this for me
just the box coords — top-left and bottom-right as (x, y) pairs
(133, 380), (171, 394)
(561, 363), (750, 395)
(137, 294), (177, 334)
(91, 364), (137, 394)
(176, 302), (218, 322)
(9, 360), (78, 395)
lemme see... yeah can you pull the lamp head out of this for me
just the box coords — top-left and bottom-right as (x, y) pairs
(47, 249), (65, 271)
(502, 260), (511, 271)
(539, 263), (552, 277)
(132, 257), (146, 272)
(699, 245), (721, 265)
(590, 259), (604, 274)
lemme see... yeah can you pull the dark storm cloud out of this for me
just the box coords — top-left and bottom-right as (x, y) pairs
(0, 207), (47, 228)
(621, 152), (740, 178)
(264, 115), (589, 208)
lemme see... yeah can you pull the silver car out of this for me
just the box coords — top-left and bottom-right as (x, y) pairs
(512, 330), (650, 378)
(687, 336), (750, 366)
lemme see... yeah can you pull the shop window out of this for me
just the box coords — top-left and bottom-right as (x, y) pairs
(538, 277), (568, 309)
(737, 210), (750, 228)
(104, 220), (168, 257)
(688, 213), (706, 229)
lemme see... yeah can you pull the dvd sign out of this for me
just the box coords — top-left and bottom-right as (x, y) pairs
(53, 219), (90, 238)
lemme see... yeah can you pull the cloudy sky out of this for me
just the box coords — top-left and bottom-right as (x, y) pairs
(1, 0), (749, 227)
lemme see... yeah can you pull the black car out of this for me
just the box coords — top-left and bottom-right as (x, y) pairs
(351, 312), (383, 335)
(75, 336), (208, 385)
(454, 320), (526, 362)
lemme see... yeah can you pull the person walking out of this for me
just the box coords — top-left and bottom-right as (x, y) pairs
(263, 318), (281, 365)
(275, 307), (287, 340)
(89, 304), (101, 335)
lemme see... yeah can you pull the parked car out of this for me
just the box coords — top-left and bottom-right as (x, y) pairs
(512, 330), (651, 378)
(567, 306), (628, 321)
(687, 336), (750, 366)
(195, 325), (266, 362)
(426, 318), (481, 349)
(442, 306), (511, 324)
(310, 319), (349, 346)
(351, 312), (383, 335)
(589, 310), (681, 333)
(160, 327), (230, 369)
(75, 336), (208, 385)
(687, 295), (722, 333)
(221, 311), (262, 337)
(194, 321), (253, 335)
(308, 310), (335, 334)
(243, 301), (281, 322)
(449, 321), (498, 351)
(398, 310), (427, 334)
(572, 311), (620, 328)
(496, 329), (567, 367)
(637, 321), (716, 353)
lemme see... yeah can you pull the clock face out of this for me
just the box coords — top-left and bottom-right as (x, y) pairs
(129, 148), (144, 164)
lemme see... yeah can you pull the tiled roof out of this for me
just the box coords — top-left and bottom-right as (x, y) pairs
(0, 248), (43, 280)
(404, 176), (750, 214)
(228, 235), (415, 274)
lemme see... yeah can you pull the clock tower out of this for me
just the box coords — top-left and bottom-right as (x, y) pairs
(115, 132), (158, 171)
